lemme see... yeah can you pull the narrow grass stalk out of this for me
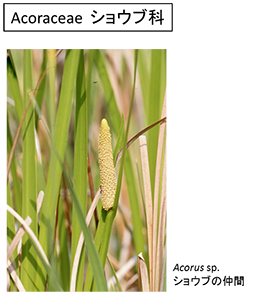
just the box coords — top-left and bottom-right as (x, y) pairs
(35, 49), (80, 290)
(138, 50), (150, 117)
(159, 242), (167, 292)
(114, 117), (145, 259)
(154, 197), (166, 292)
(153, 92), (167, 291)
(37, 191), (44, 215)
(147, 49), (166, 194)
(35, 49), (47, 130)
(137, 253), (150, 292)
(45, 49), (56, 133)
(58, 195), (70, 291)
(7, 181), (17, 267)
(123, 152), (145, 256)
(7, 51), (23, 123)
(35, 130), (47, 202)
(21, 49), (37, 291)
(157, 144), (166, 291)
(107, 257), (123, 291)
(7, 119), (22, 214)
(71, 49), (88, 291)
(7, 259), (25, 292)
(70, 233), (84, 291)
(93, 49), (121, 135)
(107, 256), (137, 289)
(3, 109), (17, 291)
(139, 135), (153, 291)
(86, 49), (93, 127)
(7, 216), (32, 260)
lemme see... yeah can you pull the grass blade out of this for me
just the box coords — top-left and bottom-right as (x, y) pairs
(71, 49), (88, 291)
(137, 253), (150, 292)
(107, 256), (123, 291)
(139, 135), (153, 290)
(159, 245), (167, 292)
(45, 49), (56, 133)
(7, 50), (23, 123)
(123, 151), (145, 256)
(70, 232), (84, 291)
(21, 49), (37, 291)
(58, 196), (70, 291)
(93, 49), (121, 135)
(35, 49), (80, 290)
(35, 49), (47, 129)
(153, 93), (167, 291)
(138, 49), (150, 122)
(3, 109), (17, 291)
(107, 255), (137, 291)
(155, 197), (166, 291)
(7, 117), (22, 214)
(146, 49), (166, 194)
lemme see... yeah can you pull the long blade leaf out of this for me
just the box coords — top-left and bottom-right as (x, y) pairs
(35, 49), (80, 290)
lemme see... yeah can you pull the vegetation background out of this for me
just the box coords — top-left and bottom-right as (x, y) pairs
(7, 49), (166, 291)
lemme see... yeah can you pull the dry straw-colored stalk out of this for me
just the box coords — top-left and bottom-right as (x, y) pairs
(139, 135), (153, 291)
(107, 256), (137, 289)
(37, 191), (44, 215)
(153, 91), (167, 291)
(98, 118), (117, 211)
(7, 205), (51, 269)
(7, 216), (32, 260)
(137, 253), (150, 292)
(7, 259), (25, 292)
(138, 91), (167, 292)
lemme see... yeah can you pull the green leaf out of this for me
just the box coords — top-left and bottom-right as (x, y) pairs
(71, 49), (88, 291)
(58, 198), (70, 291)
(59, 156), (108, 292)
(124, 150), (145, 256)
(93, 49), (121, 135)
(113, 115), (125, 163)
(3, 109), (17, 291)
(7, 116), (22, 214)
(21, 49), (37, 291)
(107, 256), (123, 291)
(35, 49), (80, 290)
(147, 49), (166, 195)
(138, 49), (150, 123)
(7, 50), (23, 123)
(45, 49), (56, 133)
(35, 49), (47, 129)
